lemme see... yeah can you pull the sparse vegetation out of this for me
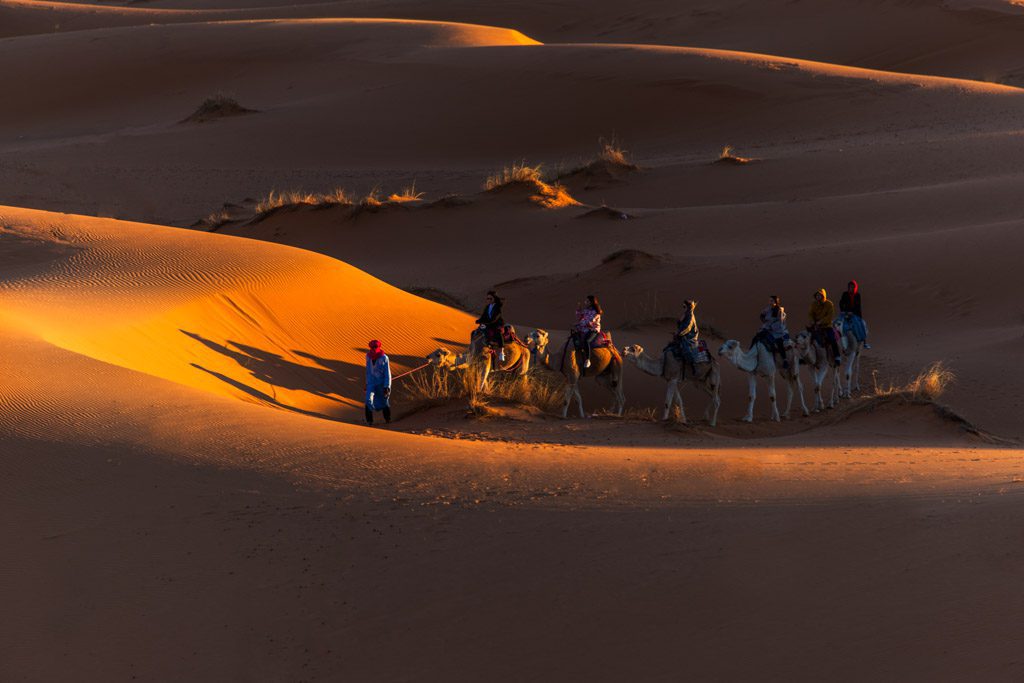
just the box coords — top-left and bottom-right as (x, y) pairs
(716, 145), (755, 165)
(401, 365), (563, 414)
(181, 94), (257, 124)
(485, 162), (546, 190)
(387, 182), (426, 203)
(484, 161), (580, 209)
(597, 136), (637, 169)
(872, 362), (954, 401)
(199, 208), (232, 231)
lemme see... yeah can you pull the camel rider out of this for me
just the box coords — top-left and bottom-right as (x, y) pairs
(808, 288), (841, 366)
(476, 290), (505, 362)
(674, 299), (700, 374)
(839, 280), (871, 349)
(574, 295), (602, 369)
(754, 295), (790, 369)
(365, 339), (392, 425)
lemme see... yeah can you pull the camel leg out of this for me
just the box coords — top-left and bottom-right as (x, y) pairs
(671, 380), (687, 423)
(708, 383), (721, 427)
(812, 370), (824, 412)
(796, 376), (810, 416)
(852, 349), (861, 393)
(662, 380), (677, 421)
(767, 374), (780, 422)
(830, 367), (841, 408)
(561, 383), (573, 419)
(783, 376), (794, 419)
(577, 385), (587, 418)
(743, 374), (756, 422)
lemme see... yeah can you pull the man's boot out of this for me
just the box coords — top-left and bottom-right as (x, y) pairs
(383, 406), (392, 424)
(365, 406), (374, 425)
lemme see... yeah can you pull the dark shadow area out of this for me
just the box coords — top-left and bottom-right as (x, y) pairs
(190, 364), (342, 422)
(181, 330), (362, 407)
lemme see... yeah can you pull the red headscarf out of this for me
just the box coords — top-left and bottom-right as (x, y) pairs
(367, 339), (384, 361)
(848, 280), (859, 295)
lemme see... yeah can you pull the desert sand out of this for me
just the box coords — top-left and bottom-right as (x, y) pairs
(2, 1), (1024, 680)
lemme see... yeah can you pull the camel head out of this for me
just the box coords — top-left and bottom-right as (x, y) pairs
(622, 344), (644, 361)
(526, 329), (549, 354)
(718, 339), (741, 360)
(426, 347), (458, 370)
(793, 331), (811, 351)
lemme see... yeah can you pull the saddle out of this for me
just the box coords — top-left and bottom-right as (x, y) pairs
(665, 338), (709, 364)
(570, 330), (613, 350)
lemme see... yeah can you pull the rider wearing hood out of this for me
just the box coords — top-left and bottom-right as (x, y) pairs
(839, 280), (871, 349)
(808, 288), (841, 365)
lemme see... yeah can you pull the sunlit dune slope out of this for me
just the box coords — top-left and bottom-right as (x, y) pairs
(0, 206), (473, 419)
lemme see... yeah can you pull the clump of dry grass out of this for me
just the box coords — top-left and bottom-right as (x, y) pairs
(873, 362), (954, 401)
(484, 161), (580, 209)
(387, 182), (425, 203)
(182, 94), (257, 124)
(716, 145), (756, 165)
(199, 207), (232, 231)
(485, 162), (546, 189)
(402, 364), (563, 414)
(597, 136), (637, 169)
(254, 190), (325, 216)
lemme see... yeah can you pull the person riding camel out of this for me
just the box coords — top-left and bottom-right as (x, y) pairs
(364, 339), (392, 425)
(754, 295), (790, 369)
(674, 299), (700, 376)
(574, 295), (602, 369)
(475, 290), (505, 362)
(808, 288), (841, 366)
(839, 280), (871, 350)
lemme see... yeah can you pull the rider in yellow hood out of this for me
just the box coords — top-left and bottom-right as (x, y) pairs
(808, 288), (835, 328)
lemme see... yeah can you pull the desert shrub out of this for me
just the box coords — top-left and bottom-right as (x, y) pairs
(402, 364), (563, 413)
(872, 362), (954, 401)
(716, 145), (754, 165)
(387, 182), (425, 203)
(485, 162), (546, 190)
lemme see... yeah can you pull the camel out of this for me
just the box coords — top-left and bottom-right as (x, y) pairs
(525, 328), (624, 417)
(426, 334), (530, 391)
(525, 329), (551, 371)
(793, 330), (841, 411)
(622, 344), (721, 426)
(835, 316), (864, 398)
(717, 339), (788, 422)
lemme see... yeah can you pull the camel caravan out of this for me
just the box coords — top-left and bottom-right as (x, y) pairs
(421, 282), (871, 424)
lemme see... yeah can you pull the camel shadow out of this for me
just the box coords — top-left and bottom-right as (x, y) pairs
(181, 330), (363, 407)
(190, 364), (343, 421)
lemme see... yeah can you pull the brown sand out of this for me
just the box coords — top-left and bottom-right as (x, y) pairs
(2, 1), (1024, 679)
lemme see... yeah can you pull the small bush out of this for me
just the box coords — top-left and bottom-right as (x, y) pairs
(597, 136), (636, 168)
(182, 94), (257, 123)
(485, 162), (546, 190)
(401, 364), (563, 414)
(716, 145), (754, 165)
(387, 182), (425, 203)
(872, 362), (954, 401)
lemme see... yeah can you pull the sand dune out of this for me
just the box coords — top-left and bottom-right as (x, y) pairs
(2, 17), (1021, 224)
(5, 2), (1024, 678)
(0, 206), (472, 418)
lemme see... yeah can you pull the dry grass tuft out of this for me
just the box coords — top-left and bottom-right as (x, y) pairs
(716, 145), (755, 165)
(485, 162), (546, 189)
(873, 362), (954, 401)
(182, 94), (257, 124)
(387, 182), (425, 203)
(485, 161), (580, 208)
(401, 364), (563, 414)
(597, 136), (637, 169)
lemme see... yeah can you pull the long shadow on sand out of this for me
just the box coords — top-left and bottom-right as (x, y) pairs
(190, 364), (343, 421)
(181, 330), (363, 409)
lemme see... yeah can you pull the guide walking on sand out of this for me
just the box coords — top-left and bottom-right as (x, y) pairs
(365, 339), (392, 425)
